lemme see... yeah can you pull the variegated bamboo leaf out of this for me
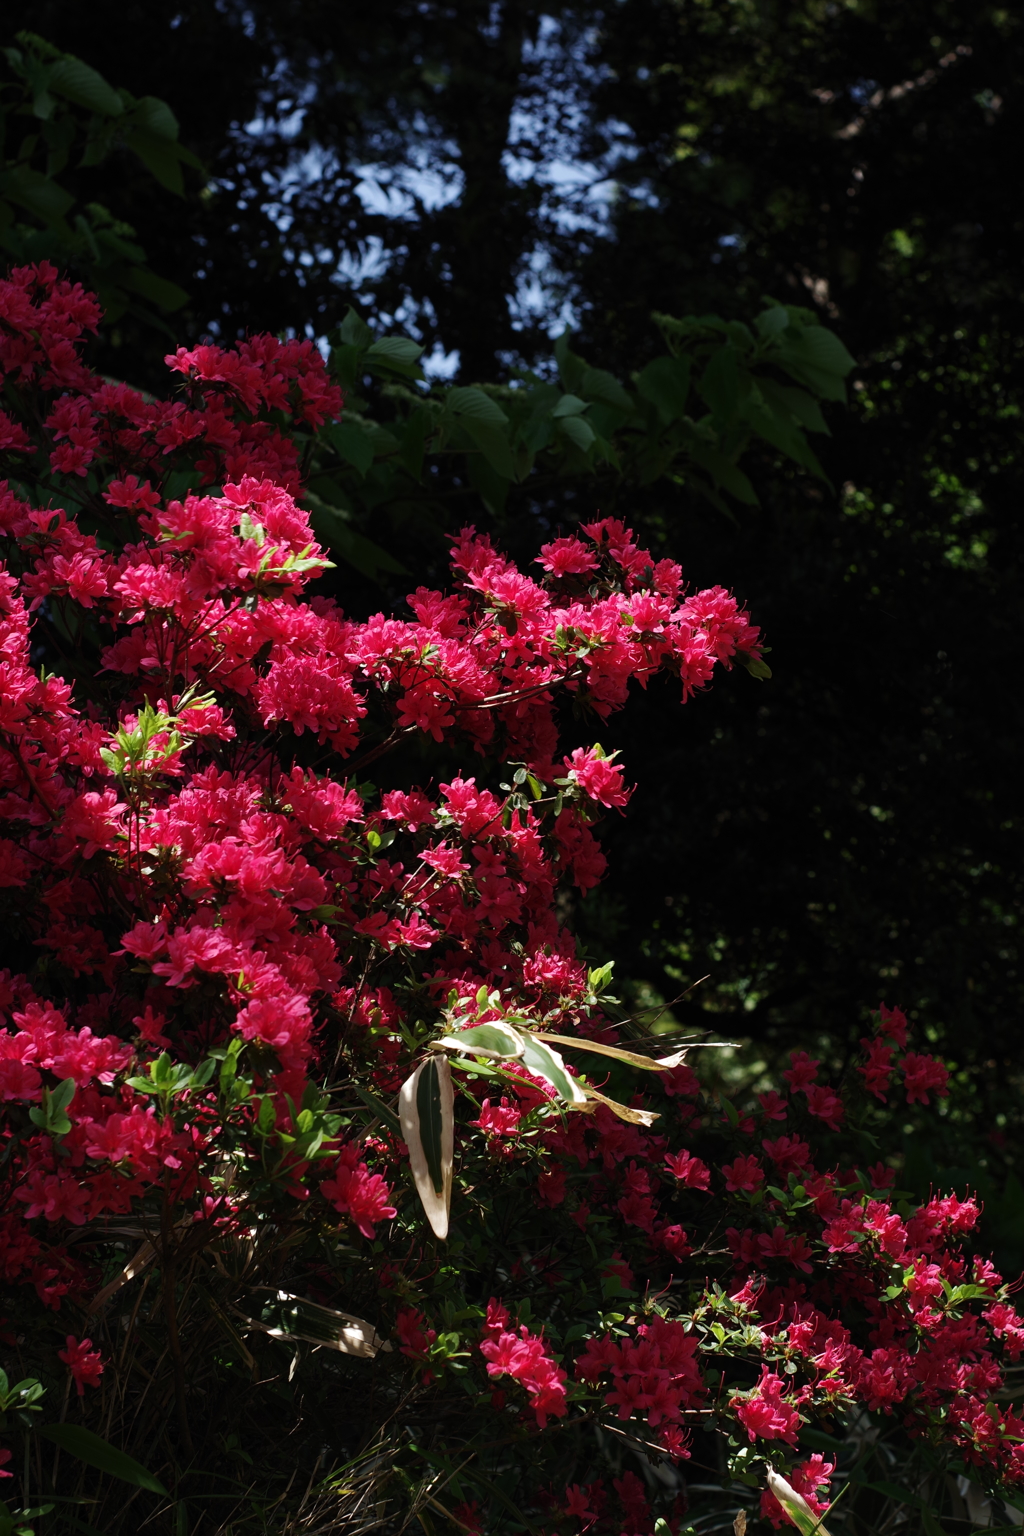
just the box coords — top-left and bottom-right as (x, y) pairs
(532, 1030), (675, 1071)
(399, 1054), (454, 1239)
(581, 1085), (660, 1126)
(431, 1022), (525, 1059)
(517, 1032), (588, 1105)
(765, 1470), (833, 1536)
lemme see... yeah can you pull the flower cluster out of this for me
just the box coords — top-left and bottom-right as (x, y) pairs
(480, 1299), (569, 1428)
(0, 262), (1021, 1531)
(576, 1314), (704, 1458)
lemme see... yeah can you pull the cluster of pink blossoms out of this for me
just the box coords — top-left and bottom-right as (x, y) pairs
(480, 1298), (569, 1428)
(1, 262), (1023, 1528)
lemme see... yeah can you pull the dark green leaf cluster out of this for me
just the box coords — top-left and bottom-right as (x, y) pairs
(0, 32), (200, 326)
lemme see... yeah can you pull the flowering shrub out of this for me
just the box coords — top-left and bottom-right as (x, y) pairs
(0, 262), (1022, 1534)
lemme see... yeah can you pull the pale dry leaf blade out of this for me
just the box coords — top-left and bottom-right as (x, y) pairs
(532, 1030), (674, 1071)
(581, 1086), (660, 1126)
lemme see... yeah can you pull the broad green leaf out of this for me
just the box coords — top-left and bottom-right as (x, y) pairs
(399, 1055), (454, 1239)
(636, 354), (692, 422)
(687, 443), (758, 505)
(126, 95), (180, 142)
(460, 416), (515, 479)
(433, 1024), (524, 1059)
(305, 499), (408, 580)
(697, 346), (742, 423)
(122, 128), (187, 194)
(554, 331), (586, 392)
(447, 385), (508, 424)
(0, 165), (74, 223)
(776, 326), (856, 402)
(51, 1078), (75, 1111)
(517, 1034), (587, 1105)
(551, 393), (588, 419)
(744, 399), (824, 478)
(757, 377), (830, 435)
(557, 415), (595, 453)
(323, 421), (374, 477)
(755, 304), (791, 340)
(47, 58), (123, 117)
(398, 408), (432, 480)
(581, 366), (634, 413)
(365, 336), (425, 378)
(38, 1425), (167, 1495)
(339, 305), (374, 348)
(119, 267), (189, 311)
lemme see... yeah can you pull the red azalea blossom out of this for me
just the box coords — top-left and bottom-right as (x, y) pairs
(59, 1335), (104, 1395)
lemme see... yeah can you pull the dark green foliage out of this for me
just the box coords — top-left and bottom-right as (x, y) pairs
(0, 33), (199, 326)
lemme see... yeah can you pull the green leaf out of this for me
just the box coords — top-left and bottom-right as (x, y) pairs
(323, 421), (374, 478)
(697, 346), (742, 424)
(552, 393), (588, 419)
(744, 398), (825, 478)
(636, 354), (691, 422)
(126, 95), (180, 142)
(776, 326), (856, 402)
(554, 331), (586, 392)
(580, 366), (634, 413)
(0, 165), (74, 223)
(121, 128), (187, 194)
(51, 1078), (75, 1112)
(365, 336), (425, 379)
(461, 417), (515, 479)
(38, 1425), (167, 1495)
(757, 378), (830, 435)
(447, 385), (508, 425)
(305, 499), (409, 580)
(686, 444), (758, 505)
(352, 1084), (403, 1139)
(755, 304), (791, 341)
(338, 305), (373, 348)
(118, 267), (189, 312)
(557, 415), (595, 453)
(47, 57), (123, 117)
